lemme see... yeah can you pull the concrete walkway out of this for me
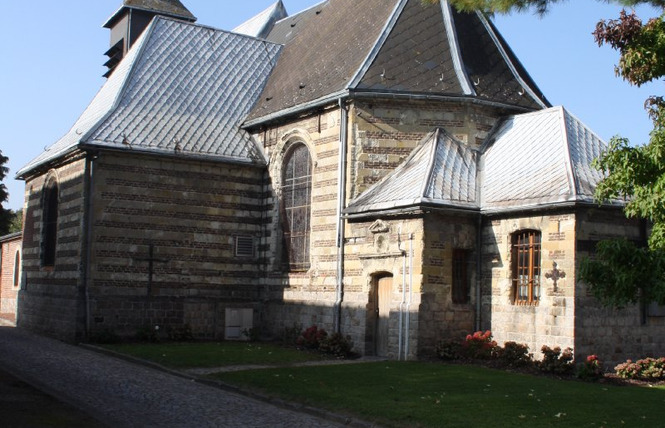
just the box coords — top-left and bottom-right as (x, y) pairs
(0, 327), (354, 428)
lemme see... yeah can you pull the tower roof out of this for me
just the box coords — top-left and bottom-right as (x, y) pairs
(104, 0), (196, 28)
(233, 1), (288, 39)
(246, 0), (549, 126)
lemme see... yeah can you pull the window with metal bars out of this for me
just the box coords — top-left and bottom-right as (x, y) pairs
(41, 178), (59, 267)
(281, 144), (312, 271)
(511, 230), (541, 305)
(452, 249), (470, 304)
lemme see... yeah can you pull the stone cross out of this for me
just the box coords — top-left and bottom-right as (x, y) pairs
(134, 243), (169, 296)
(545, 261), (566, 291)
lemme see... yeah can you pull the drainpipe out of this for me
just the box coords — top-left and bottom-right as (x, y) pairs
(404, 233), (414, 360)
(475, 214), (483, 331)
(398, 226), (406, 360)
(334, 98), (349, 333)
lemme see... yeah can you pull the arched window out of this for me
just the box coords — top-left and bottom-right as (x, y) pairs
(13, 250), (21, 288)
(511, 230), (541, 305)
(41, 177), (59, 267)
(281, 143), (312, 270)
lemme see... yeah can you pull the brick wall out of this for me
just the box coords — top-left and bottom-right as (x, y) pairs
(0, 234), (22, 322)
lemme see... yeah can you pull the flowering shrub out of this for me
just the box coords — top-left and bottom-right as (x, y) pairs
(496, 341), (533, 367)
(319, 333), (354, 358)
(539, 345), (574, 375)
(296, 325), (328, 349)
(435, 340), (462, 360)
(460, 331), (498, 360)
(576, 354), (603, 381)
(615, 357), (665, 380)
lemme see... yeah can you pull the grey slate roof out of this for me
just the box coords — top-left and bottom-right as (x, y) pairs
(233, 1), (288, 39)
(345, 129), (478, 215)
(345, 106), (612, 216)
(246, 0), (549, 125)
(18, 17), (282, 178)
(104, 0), (196, 27)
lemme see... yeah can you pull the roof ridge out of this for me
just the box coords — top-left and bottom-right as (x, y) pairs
(441, 0), (475, 95)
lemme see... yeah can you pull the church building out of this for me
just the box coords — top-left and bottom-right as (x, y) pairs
(15, 0), (665, 364)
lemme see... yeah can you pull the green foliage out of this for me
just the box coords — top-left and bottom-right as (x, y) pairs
(0, 150), (12, 236)
(318, 333), (355, 358)
(496, 341), (534, 367)
(579, 239), (665, 307)
(435, 339), (462, 360)
(9, 210), (22, 233)
(539, 345), (575, 375)
(280, 322), (303, 345)
(442, 0), (665, 15)
(615, 357), (665, 379)
(166, 324), (194, 342)
(296, 325), (328, 349)
(460, 330), (498, 359)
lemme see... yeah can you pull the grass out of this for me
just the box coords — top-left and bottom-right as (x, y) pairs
(101, 341), (327, 369)
(214, 362), (665, 428)
(103, 342), (665, 427)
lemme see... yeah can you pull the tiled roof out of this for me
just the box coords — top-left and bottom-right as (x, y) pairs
(345, 129), (478, 215)
(233, 1), (288, 39)
(18, 17), (282, 178)
(346, 106), (612, 216)
(247, 0), (548, 125)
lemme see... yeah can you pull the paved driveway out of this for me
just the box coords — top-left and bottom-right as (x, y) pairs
(0, 327), (347, 428)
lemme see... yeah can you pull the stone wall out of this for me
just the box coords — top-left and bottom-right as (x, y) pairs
(481, 212), (577, 357)
(18, 153), (87, 341)
(86, 151), (265, 339)
(0, 234), (22, 323)
(574, 208), (664, 366)
(419, 213), (478, 356)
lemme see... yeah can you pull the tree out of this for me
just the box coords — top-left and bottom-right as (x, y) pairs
(443, 0), (665, 307)
(9, 210), (22, 234)
(0, 150), (13, 236)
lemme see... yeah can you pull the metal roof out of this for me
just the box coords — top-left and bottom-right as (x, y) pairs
(233, 1), (288, 39)
(346, 106), (613, 216)
(18, 17), (282, 178)
(247, 0), (549, 126)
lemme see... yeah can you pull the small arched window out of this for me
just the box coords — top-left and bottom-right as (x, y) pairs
(281, 143), (312, 270)
(41, 177), (59, 267)
(511, 230), (541, 305)
(13, 250), (21, 288)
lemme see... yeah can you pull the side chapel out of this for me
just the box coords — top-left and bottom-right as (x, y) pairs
(15, 0), (665, 364)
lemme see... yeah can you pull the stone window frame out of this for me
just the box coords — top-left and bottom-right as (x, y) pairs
(280, 142), (313, 271)
(41, 173), (60, 268)
(13, 248), (21, 289)
(511, 229), (541, 305)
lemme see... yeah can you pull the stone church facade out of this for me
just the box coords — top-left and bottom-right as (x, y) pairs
(14, 0), (665, 364)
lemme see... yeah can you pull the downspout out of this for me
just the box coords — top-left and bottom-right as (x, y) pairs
(476, 214), (483, 331)
(334, 98), (349, 333)
(81, 153), (96, 339)
(398, 226), (406, 360)
(404, 233), (414, 359)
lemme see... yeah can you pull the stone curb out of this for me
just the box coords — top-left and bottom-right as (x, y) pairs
(80, 344), (379, 428)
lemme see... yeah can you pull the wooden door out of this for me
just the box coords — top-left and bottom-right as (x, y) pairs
(376, 275), (392, 357)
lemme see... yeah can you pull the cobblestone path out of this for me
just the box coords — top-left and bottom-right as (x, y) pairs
(0, 327), (346, 428)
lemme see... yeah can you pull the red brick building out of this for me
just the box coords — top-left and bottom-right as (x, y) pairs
(0, 232), (22, 324)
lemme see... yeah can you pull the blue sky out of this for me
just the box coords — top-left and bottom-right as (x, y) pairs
(0, 1), (661, 210)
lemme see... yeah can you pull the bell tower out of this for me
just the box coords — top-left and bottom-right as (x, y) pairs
(102, 0), (196, 77)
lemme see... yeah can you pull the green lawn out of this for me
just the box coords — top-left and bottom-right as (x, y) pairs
(101, 342), (327, 368)
(103, 342), (665, 427)
(215, 362), (665, 428)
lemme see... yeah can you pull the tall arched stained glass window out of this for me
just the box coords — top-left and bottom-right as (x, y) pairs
(281, 144), (312, 270)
